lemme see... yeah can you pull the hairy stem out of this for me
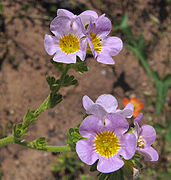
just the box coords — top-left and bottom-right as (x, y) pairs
(35, 94), (50, 116)
(0, 135), (15, 147)
(45, 145), (71, 152)
(54, 64), (70, 93)
(0, 135), (71, 152)
(15, 138), (71, 152)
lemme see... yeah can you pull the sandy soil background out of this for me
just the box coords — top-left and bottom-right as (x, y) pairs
(0, 0), (171, 179)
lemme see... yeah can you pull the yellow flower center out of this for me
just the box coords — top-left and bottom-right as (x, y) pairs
(138, 136), (145, 149)
(87, 33), (102, 54)
(59, 34), (80, 54)
(94, 131), (120, 158)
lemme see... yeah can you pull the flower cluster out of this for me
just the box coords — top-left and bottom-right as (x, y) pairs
(44, 9), (123, 64)
(76, 94), (158, 173)
(44, 9), (158, 175)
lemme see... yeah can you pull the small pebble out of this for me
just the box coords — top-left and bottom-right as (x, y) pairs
(15, 160), (20, 167)
(148, 116), (153, 121)
(142, 82), (147, 86)
(10, 109), (15, 115)
(149, 60), (156, 66)
(43, 152), (48, 158)
(101, 70), (106, 76)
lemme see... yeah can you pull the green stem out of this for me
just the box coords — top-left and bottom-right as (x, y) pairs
(0, 135), (15, 147)
(0, 135), (71, 152)
(45, 145), (71, 152)
(35, 94), (50, 116)
(54, 64), (70, 93)
(15, 139), (71, 152)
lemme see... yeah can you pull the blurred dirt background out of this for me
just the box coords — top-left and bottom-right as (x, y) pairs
(0, 0), (171, 179)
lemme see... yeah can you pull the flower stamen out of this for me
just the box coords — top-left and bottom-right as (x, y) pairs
(94, 131), (120, 157)
(138, 136), (145, 149)
(87, 33), (102, 54)
(59, 34), (80, 54)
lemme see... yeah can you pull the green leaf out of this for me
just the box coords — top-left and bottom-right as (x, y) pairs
(166, 126), (171, 145)
(47, 74), (77, 92)
(126, 43), (151, 75)
(22, 109), (38, 128)
(71, 57), (89, 74)
(49, 5), (57, 14)
(98, 171), (124, 180)
(69, 128), (74, 134)
(110, 170), (124, 180)
(151, 70), (169, 117)
(122, 161), (134, 178)
(166, 117), (171, 145)
(62, 75), (78, 87)
(155, 81), (165, 117)
(117, 14), (136, 46)
(137, 34), (147, 59)
(153, 123), (165, 134)
(46, 75), (60, 92)
(151, 70), (160, 82)
(66, 126), (84, 151)
(164, 74), (171, 87)
(99, 173), (108, 180)
(119, 13), (129, 29)
(163, 76), (171, 111)
(50, 59), (64, 72)
(13, 123), (27, 138)
(32, 137), (47, 149)
(48, 61), (77, 89)
(154, 79), (169, 117)
(46, 75), (55, 85)
(118, 14), (151, 76)
(90, 161), (98, 172)
(48, 93), (62, 109)
(83, 114), (89, 119)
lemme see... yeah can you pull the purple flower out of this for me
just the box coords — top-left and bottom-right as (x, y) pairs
(44, 16), (87, 63)
(57, 9), (98, 26)
(86, 15), (123, 64)
(83, 94), (134, 119)
(76, 114), (136, 173)
(134, 114), (159, 161)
